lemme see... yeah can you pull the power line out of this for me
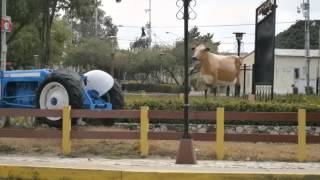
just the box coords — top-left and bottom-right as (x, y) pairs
(117, 21), (296, 29)
(117, 38), (255, 45)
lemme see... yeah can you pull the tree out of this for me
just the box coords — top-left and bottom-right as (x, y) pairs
(130, 26), (151, 50)
(276, 20), (320, 49)
(189, 26), (219, 52)
(64, 38), (114, 72)
(7, 19), (73, 69)
(130, 37), (151, 50)
(69, 8), (118, 41)
(39, 0), (99, 68)
(50, 19), (73, 64)
(7, 0), (41, 45)
(7, 25), (40, 69)
(64, 8), (119, 75)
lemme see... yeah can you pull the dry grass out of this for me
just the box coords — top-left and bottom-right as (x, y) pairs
(0, 138), (320, 162)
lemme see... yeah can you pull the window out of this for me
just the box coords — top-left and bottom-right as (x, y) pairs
(294, 68), (299, 79)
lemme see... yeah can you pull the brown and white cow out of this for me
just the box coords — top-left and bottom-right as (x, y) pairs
(191, 44), (241, 98)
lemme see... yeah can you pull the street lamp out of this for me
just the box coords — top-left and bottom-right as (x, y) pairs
(175, 0), (197, 165)
(232, 32), (245, 96)
(233, 32), (245, 56)
(233, 32), (245, 97)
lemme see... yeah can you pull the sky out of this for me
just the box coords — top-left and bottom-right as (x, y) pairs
(102, 0), (320, 53)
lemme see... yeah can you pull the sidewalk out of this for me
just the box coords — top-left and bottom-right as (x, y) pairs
(0, 155), (319, 180)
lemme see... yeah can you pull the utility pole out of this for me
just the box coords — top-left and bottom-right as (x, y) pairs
(95, 6), (98, 36)
(148, 0), (151, 43)
(145, 0), (152, 45)
(1, 0), (7, 70)
(305, 0), (311, 94)
(317, 23), (320, 94)
(299, 0), (311, 94)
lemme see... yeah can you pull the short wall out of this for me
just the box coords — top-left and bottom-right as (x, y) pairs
(113, 123), (320, 135)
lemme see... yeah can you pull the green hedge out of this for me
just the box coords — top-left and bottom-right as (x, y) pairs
(122, 83), (184, 93)
(126, 98), (320, 112)
(124, 97), (320, 125)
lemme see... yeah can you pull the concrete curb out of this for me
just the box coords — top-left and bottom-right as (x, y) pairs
(0, 164), (319, 180)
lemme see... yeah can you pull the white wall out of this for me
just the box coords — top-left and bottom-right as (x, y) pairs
(240, 50), (320, 95)
(274, 56), (319, 94)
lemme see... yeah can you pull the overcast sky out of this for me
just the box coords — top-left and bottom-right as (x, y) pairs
(102, 0), (320, 53)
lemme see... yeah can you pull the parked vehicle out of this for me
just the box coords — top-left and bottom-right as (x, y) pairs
(0, 69), (124, 127)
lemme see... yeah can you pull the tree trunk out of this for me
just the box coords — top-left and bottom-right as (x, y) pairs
(109, 53), (115, 77)
(141, 74), (149, 84)
(7, 23), (27, 45)
(40, 0), (57, 68)
(40, 0), (49, 68)
(164, 67), (180, 85)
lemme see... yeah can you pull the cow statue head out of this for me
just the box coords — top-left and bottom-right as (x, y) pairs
(191, 44), (210, 61)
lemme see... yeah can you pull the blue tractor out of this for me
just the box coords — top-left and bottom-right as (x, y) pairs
(0, 69), (124, 127)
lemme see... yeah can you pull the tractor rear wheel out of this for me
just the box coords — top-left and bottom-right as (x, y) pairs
(103, 80), (124, 110)
(36, 70), (83, 128)
(93, 80), (124, 126)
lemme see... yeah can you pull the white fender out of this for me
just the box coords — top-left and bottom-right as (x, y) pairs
(84, 70), (114, 97)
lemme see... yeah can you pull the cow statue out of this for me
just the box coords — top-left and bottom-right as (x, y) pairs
(191, 44), (241, 98)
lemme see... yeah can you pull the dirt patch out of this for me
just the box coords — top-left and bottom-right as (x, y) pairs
(0, 138), (319, 162)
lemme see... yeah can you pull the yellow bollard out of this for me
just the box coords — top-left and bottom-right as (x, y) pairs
(298, 109), (306, 162)
(140, 106), (149, 157)
(216, 107), (224, 160)
(62, 106), (72, 156)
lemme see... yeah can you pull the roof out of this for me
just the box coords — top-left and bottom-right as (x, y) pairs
(242, 51), (254, 59)
(275, 49), (320, 58)
(242, 49), (320, 60)
(221, 52), (249, 57)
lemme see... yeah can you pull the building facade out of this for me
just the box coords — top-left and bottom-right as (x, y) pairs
(240, 49), (320, 95)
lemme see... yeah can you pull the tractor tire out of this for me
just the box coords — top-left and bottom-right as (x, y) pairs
(95, 80), (124, 126)
(104, 80), (124, 110)
(36, 70), (83, 128)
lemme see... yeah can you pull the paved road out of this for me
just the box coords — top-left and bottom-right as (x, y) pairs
(0, 155), (319, 174)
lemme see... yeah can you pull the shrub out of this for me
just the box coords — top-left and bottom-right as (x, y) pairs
(122, 83), (184, 93)
(123, 96), (320, 125)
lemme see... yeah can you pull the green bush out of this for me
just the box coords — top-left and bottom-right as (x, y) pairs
(123, 96), (320, 125)
(122, 83), (184, 93)
(125, 98), (320, 112)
